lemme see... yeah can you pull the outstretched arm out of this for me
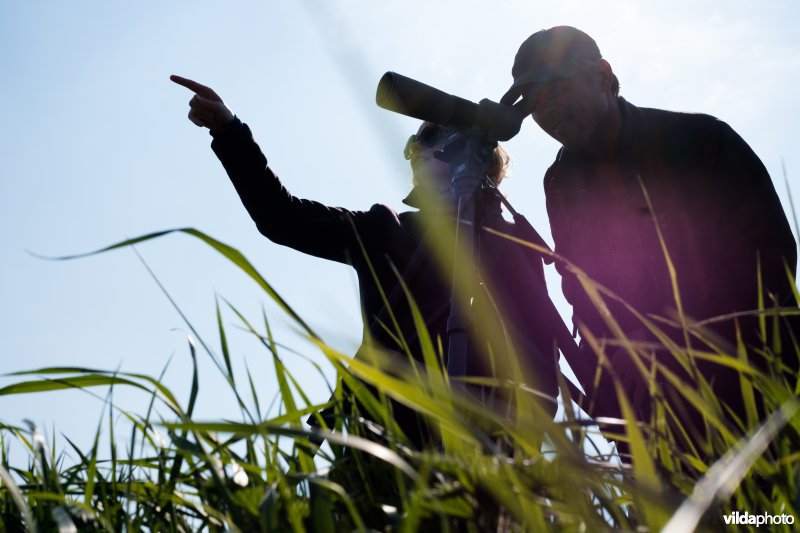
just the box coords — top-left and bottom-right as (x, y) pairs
(170, 75), (392, 265)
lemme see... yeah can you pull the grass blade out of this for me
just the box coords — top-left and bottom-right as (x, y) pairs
(663, 398), (800, 532)
(0, 463), (37, 531)
(38, 228), (317, 338)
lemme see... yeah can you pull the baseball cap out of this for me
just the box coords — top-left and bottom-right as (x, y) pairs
(500, 26), (602, 106)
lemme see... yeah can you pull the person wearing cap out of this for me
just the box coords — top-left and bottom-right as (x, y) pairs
(170, 75), (565, 445)
(501, 26), (797, 441)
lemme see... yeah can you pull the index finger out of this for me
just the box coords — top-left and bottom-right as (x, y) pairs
(170, 75), (217, 99)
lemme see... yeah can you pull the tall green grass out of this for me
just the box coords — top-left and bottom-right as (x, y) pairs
(2, 228), (798, 531)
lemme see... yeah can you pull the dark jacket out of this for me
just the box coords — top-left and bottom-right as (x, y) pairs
(544, 97), (797, 424)
(210, 118), (563, 437)
(545, 97), (796, 341)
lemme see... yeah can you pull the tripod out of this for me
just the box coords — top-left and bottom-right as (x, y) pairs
(437, 131), (588, 404)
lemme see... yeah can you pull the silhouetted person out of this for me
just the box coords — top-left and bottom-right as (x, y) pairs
(172, 75), (564, 446)
(500, 27), (797, 444)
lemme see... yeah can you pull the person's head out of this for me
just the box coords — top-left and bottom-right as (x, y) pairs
(404, 122), (511, 191)
(501, 26), (620, 152)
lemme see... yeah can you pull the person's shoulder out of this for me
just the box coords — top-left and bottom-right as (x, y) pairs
(633, 102), (731, 138)
(366, 202), (400, 218)
(625, 100), (740, 160)
(336, 203), (410, 250)
(358, 204), (419, 252)
(344, 202), (416, 229)
(362, 203), (415, 230)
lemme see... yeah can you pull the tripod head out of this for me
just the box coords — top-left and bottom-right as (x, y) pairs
(435, 131), (496, 198)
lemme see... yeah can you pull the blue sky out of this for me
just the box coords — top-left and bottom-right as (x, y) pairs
(2, 1), (799, 453)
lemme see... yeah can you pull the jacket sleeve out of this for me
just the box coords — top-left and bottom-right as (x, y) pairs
(209, 118), (384, 265)
(702, 120), (797, 312)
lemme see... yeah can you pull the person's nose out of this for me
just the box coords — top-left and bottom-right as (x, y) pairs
(533, 85), (560, 115)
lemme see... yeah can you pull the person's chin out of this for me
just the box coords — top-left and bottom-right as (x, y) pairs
(554, 133), (579, 151)
(554, 128), (588, 152)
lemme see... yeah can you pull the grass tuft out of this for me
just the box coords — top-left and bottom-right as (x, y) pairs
(3, 228), (798, 531)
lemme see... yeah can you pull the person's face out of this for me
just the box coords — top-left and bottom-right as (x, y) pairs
(521, 61), (609, 151)
(404, 123), (453, 191)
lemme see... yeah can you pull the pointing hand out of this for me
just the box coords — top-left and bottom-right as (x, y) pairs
(170, 75), (235, 131)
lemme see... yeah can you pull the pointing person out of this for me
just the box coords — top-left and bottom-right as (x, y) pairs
(171, 75), (565, 444)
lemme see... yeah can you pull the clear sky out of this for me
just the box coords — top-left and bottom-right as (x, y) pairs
(2, 1), (799, 453)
